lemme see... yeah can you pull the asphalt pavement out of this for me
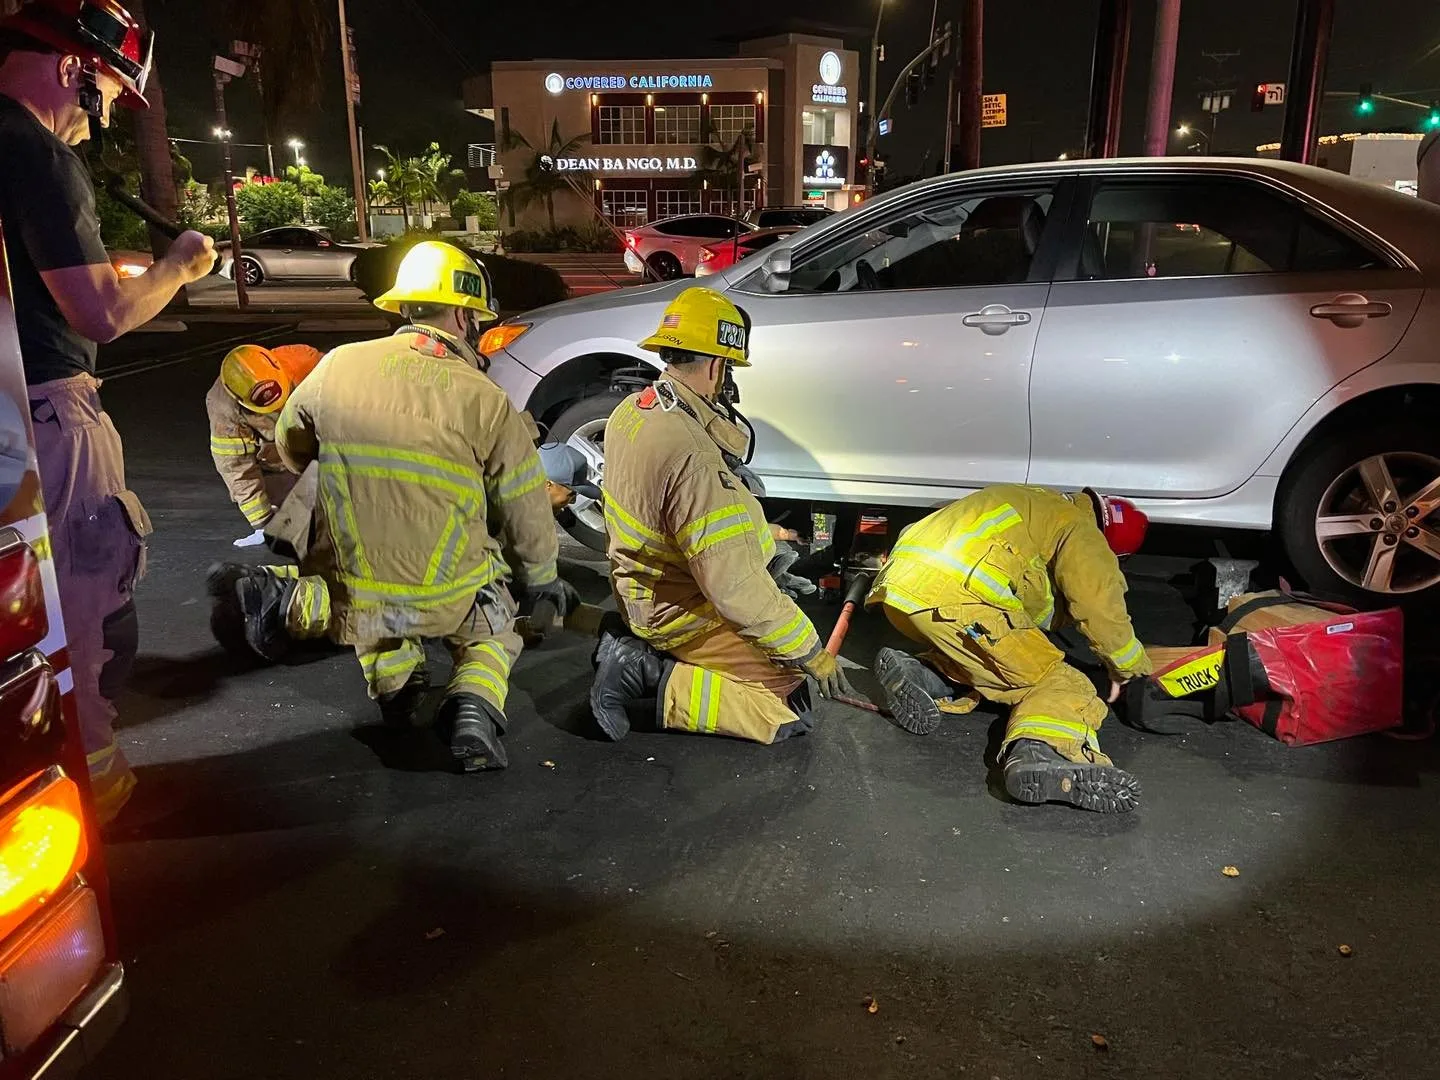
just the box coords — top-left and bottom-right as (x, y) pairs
(79, 325), (1440, 1080)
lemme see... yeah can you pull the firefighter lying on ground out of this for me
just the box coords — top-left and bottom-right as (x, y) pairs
(208, 241), (573, 771)
(867, 485), (1152, 814)
(207, 343), (323, 547)
(589, 286), (853, 744)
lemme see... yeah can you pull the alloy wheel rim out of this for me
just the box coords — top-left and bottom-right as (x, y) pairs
(565, 417), (607, 536)
(1314, 451), (1440, 594)
(242, 260), (261, 286)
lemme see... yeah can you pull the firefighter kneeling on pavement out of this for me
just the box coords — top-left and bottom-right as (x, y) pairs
(868, 485), (1152, 813)
(214, 241), (570, 770)
(207, 342), (322, 546)
(590, 287), (852, 743)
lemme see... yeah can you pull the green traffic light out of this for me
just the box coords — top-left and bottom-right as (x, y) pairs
(1428, 110), (1440, 129)
(1357, 98), (1374, 114)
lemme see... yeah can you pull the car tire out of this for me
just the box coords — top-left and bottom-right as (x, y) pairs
(547, 392), (630, 553)
(1276, 419), (1440, 608)
(648, 252), (682, 280)
(239, 256), (264, 288)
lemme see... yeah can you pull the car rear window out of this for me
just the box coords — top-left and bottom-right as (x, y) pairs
(655, 217), (741, 239)
(757, 209), (830, 228)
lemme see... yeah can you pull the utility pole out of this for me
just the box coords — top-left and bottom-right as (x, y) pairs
(942, 63), (958, 173)
(1280, 0), (1335, 163)
(212, 68), (248, 310)
(1084, 0), (1133, 157)
(337, 0), (369, 241)
(1143, 0), (1182, 155)
(958, 0), (984, 171)
(865, 0), (887, 193)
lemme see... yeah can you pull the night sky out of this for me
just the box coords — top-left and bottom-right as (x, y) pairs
(144, 0), (1440, 189)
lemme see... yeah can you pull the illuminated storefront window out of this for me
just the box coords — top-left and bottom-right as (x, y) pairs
(654, 105), (702, 144)
(655, 189), (702, 218)
(598, 105), (645, 145)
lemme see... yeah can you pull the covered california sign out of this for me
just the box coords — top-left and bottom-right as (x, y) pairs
(546, 71), (714, 94)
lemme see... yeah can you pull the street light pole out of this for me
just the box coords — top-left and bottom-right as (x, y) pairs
(212, 73), (247, 310)
(866, 0), (885, 194)
(337, 0), (370, 241)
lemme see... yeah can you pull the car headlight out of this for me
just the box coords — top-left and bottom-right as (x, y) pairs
(479, 322), (532, 357)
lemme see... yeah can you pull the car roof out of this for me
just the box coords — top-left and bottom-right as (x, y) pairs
(646, 214), (740, 226)
(863, 156), (1440, 274)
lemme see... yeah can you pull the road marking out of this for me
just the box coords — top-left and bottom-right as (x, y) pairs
(100, 325), (297, 380)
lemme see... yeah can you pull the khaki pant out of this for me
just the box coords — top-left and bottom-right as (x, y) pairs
(263, 461), (317, 560)
(662, 626), (806, 744)
(884, 604), (1111, 765)
(280, 570), (523, 716)
(30, 375), (151, 824)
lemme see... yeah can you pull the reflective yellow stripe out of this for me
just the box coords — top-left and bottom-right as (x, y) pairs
(604, 495), (676, 559)
(239, 494), (272, 525)
(263, 564), (301, 579)
(491, 452), (546, 503)
(325, 443), (483, 485)
(684, 668), (721, 733)
(424, 507), (470, 587)
(644, 603), (719, 650)
(1008, 716), (1093, 744)
(687, 668), (706, 732)
(359, 641), (424, 683)
(759, 526), (776, 559)
(525, 562), (558, 586)
(756, 608), (816, 655)
(211, 436), (255, 456)
(341, 556), (505, 607)
(319, 467), (375, 580)
(703, 671), (720, 732)
(676, 504), (754, 559)
(1110, 637), (1146, 672)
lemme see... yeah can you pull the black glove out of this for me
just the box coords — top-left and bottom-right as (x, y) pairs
(526, 578), (581, 618)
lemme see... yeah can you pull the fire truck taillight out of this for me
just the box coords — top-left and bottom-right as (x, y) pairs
(0, 535), (47, 658)
(0, 771), (87, 943)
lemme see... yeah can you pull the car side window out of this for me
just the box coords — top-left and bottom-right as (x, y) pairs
(784, 187), (1056, 294)
(745, 232), (790, 254)
(656, 218), (732, 238)
(1082, 179), (1384, 280)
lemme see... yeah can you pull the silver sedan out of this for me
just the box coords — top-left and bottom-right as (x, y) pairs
(216, 226), (373, 287)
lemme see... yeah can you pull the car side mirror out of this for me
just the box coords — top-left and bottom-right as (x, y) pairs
(760, 248), (792, 293)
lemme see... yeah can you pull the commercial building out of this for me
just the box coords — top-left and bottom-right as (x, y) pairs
(463, 33), (862, 231)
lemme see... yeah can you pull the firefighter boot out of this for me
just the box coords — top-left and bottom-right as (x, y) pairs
(378, 669), (430, 728)
(235, 570), (296, 662)
(874, 647), (957, 736)
(590, 630), (670, 741)
(441, 693), (508, 772)
(1002, 739), (1142, 814)
(205, 562), (252, 658)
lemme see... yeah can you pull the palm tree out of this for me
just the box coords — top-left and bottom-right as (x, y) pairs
(694, 121), (759, 217)
(502, 120), (592, 232)
(120, 0), (181, 262)
(229, 0), (333, 173)
(374, 145), (417, 227)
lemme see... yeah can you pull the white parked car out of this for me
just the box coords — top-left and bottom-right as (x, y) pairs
(482, 158), (1440, 606)
(621, 214), (753, 279)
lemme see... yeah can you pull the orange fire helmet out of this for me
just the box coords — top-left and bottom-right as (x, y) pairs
(220, 344), (322, 415)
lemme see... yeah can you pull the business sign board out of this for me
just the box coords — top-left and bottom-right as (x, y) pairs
(981, 93), (1007, 128)
(547, 154), (698, 174)
(812, 50), (849, 105)
(546, 71), (715, 94)
(802, 144), (849, 188)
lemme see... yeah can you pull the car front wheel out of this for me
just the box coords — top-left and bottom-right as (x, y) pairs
(546, 392), (628, 552)
(1278, 420), (1440, 607)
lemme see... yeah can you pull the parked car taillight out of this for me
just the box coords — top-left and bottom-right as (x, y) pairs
(624, 233), (637, 249)
(699, 248), (715, 262)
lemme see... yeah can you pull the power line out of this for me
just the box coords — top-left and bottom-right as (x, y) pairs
(399, 0), (482, 78)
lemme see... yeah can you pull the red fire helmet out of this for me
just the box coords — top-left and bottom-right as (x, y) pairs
(1083, 488), (1149, 557)
(2, 0), (154, 109)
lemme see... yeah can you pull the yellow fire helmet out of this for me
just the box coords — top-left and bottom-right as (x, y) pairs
(221, 344), (292, 415)
(373, 240), (498, 320)
(638, 286), (752, 367)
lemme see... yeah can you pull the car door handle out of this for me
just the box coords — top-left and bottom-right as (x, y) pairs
(963, 305), (1032, 335)
(1310, 294), (1392, 327)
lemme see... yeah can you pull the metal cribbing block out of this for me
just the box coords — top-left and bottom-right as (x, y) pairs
(1209, 557), (1260, 612)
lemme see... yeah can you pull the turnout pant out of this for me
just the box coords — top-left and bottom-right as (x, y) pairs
(30, 374), (151, 825)
(883, 604), (1112, 765)
(662, 626), (808, 744)
(277, 570), (523, 716)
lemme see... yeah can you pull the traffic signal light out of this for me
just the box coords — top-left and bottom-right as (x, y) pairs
(1251, 83), (1266, 112)
(1357, 83), (1374, 115)
(905, 68), (922, 107)
(1427, 104), (1440, 130)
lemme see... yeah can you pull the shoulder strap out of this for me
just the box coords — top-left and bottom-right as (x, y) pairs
(1217, 594), (1295, 633)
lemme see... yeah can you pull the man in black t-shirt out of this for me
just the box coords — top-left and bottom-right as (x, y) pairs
(0, 0), (215, 824)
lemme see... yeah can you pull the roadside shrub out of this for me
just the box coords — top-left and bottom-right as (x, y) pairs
(95, 186), (150, 250)
(309, 184), (356, 234)
(449, 190), (497, 230)
(351, 237), (568, 314)
(502, 224), (620, 253)
(235, 180), (304, 233)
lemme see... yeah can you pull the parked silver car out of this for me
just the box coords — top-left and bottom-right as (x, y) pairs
(483, 158), (1440, 606)
(217, 226), (371, 287)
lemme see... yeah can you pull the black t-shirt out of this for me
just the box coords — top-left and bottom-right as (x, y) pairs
(0, 93), (110, 385)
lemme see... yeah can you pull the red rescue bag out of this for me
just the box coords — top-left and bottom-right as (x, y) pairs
(1130, 592), (1404, 745)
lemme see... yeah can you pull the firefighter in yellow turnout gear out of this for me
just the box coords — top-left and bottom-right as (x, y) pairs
(590, 287), (853, 744)
(230, 242), (565, 770)
(206, 343), (323, 546)
(868, 485), (1153, 813)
